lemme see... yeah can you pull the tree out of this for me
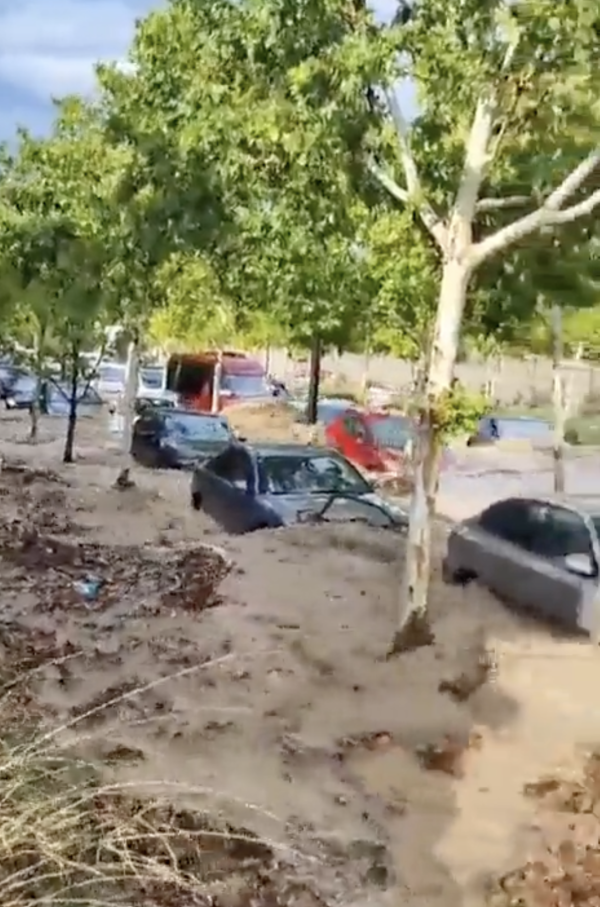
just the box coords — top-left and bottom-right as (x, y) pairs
(0, 98), (121, 458)
(96, 0), (395, 417)
(148, 252), (237, 352)
(366, 0), (600, 651)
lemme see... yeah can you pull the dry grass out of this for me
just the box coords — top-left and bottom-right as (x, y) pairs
(0, 671), (308, 907)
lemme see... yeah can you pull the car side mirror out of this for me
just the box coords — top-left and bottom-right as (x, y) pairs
(564, 553), (596, 578)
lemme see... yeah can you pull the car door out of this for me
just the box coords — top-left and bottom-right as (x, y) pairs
(522, 502), (594, 630)
(201, 448), (254, 532)
(336, 413), (369, 467)
(467, 499), (537, 606)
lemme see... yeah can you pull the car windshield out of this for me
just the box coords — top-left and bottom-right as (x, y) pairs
(165, 413), (231, 441)
(221, 374), (270, 396)
(262, 452), (371, 495)
(370, 415), (413, 450)
(140, 367), (164, 389)
(99, 364), (125, 384)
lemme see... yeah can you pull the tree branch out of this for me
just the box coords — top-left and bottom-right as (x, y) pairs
(367, 160), (408, 204)
(470, 150), (600, 267)
(383, 88), (447, 250)
(475, 195), (533, 212)
(452, 35), (521, 233)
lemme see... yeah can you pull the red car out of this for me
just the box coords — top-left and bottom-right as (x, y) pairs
(325, 409), (414, 473)
(325, 408), (452, 475)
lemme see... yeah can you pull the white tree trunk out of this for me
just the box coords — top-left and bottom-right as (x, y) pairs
(211, 352), (222, 413)
(551, 306), (566, 494)
(394, 256), (471, 652)
(116, 338), (139, 485)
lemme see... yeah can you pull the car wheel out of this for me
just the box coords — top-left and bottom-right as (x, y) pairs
(191, 491), (203, 511)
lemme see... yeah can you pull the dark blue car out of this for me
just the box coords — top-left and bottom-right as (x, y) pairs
(190, 441), (408, 534)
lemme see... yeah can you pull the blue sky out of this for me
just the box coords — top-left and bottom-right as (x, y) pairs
(0, 0), (412, 139)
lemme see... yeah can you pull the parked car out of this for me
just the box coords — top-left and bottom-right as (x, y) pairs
(139, 365), (166, 394)
(190, 441), (409, 534)
(467, 414), (553, 447)
(443, 495), (600, 635)
(95, 362), (126, 401)
(4, 371), (37, 409)
(325, 408), (414, 472)
(5, 375), (103, 414)
(131, 408), (234, 469)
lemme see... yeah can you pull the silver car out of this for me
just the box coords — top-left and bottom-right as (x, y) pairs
(443, 495), (600, 636)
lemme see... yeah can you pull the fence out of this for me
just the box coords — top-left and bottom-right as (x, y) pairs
(266, 349), (600, 405)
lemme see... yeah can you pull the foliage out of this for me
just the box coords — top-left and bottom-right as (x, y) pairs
(147, 252), (236, 351)
(416, 384), (488, 441)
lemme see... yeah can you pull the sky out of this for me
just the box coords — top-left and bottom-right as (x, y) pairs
(0, 0), (412, 139)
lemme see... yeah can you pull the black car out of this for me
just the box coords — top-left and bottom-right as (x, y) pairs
(131, 408), (234, 469)
(190, 441), (409, 534)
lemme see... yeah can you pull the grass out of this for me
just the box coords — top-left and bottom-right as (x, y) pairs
(0, 653), (302, 907)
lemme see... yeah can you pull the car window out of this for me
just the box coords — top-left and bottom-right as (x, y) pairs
(206, 448), (252, 490)
(369, 415), (414, 450)
(343, 415), (366, 439)
(526, 503), (593, 560)
(261, 452), (371, 495)
(478, 499), (534, 547)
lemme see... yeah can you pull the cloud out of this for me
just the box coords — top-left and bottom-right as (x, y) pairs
(0, 0), (149, 100)
(0, 0), (415, 135)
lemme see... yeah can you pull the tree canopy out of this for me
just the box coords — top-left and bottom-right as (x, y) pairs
(0, 0), (599, 466)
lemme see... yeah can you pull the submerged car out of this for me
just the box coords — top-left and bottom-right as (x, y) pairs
(326, 408), (414, 472)
(190, 441), (409, 534)
(443, 494), (600, 636)
(131, 407), (234, 469)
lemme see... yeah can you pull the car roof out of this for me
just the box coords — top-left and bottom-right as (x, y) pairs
(243, 442), (340, 458)
(158, 407), (230, 420)
(487, 494), (600, 514)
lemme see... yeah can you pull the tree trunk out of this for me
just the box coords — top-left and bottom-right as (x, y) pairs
(551, 305), (566, 494)
(391, 257), (471, 656)
(211, 352), (223, 413)
(115, 337), (139, 487)
(63, 345), (80, 464)
(306, 336), (322, 425)
(28, 325), (46, 443)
